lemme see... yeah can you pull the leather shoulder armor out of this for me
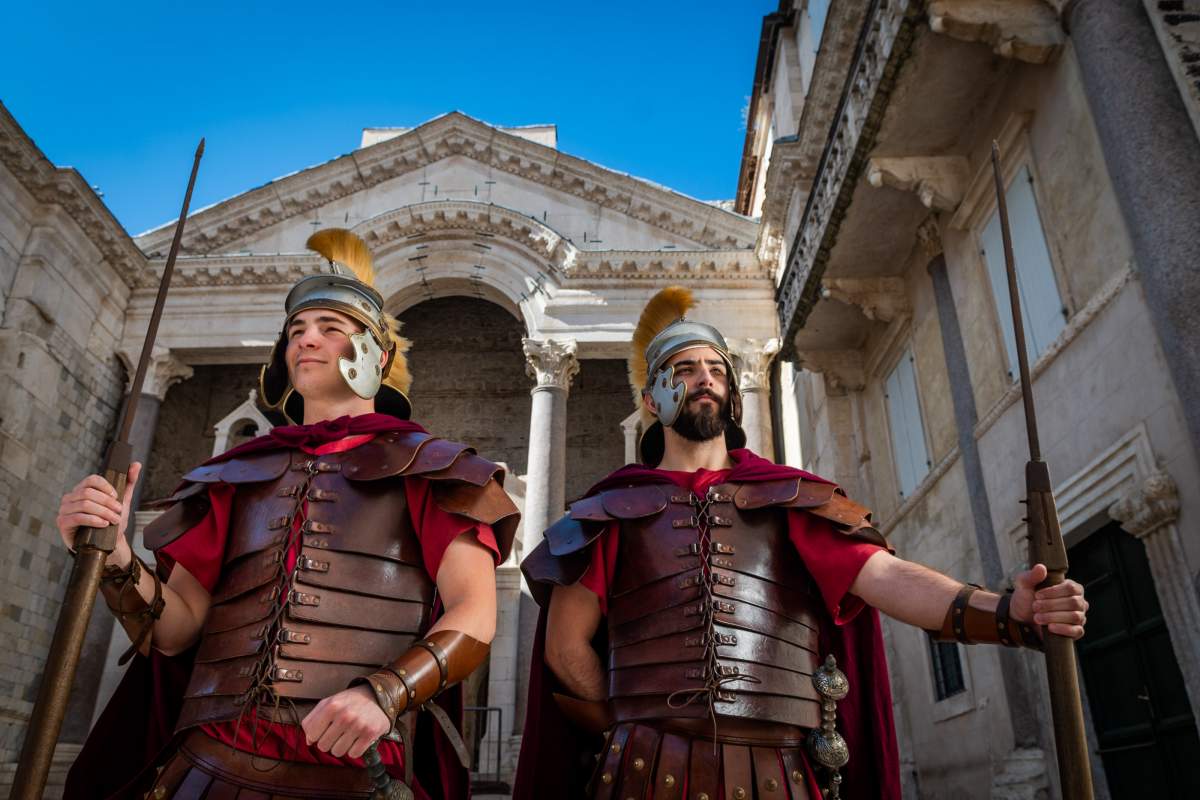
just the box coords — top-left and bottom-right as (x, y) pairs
(143, 450), (293, 552)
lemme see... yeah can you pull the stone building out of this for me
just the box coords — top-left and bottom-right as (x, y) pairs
(740, 1), (1200, 797)
(0, 105), (782, 792)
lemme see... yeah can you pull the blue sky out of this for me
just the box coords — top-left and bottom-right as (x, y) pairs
(3, 1), (778, 236)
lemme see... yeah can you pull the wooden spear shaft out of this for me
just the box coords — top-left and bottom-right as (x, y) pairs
(991, 142), (1094, 799)
(11, 139), (204, 799)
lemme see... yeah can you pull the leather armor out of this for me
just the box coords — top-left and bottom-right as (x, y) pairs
(143, 430), (519, 732)
(524, 477), (884, 734)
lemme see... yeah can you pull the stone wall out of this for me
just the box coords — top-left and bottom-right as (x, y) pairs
(143, 365), (262, 503)
(565, 359), (630, 502)
(399, 296), (532, 473)
(0, 162), (131, 763)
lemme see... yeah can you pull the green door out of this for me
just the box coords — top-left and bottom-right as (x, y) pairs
(1070, 522), (1200, 797)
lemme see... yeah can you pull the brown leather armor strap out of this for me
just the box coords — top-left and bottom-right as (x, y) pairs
(98, 554), (165, 665)
(354, 629), (490, 730)
(928, 584), (1043, 651)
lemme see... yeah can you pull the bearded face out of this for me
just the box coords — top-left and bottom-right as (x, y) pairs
(670, 386), (730, 442)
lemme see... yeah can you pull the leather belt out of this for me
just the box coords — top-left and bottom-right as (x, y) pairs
(179, 729), (375, 796)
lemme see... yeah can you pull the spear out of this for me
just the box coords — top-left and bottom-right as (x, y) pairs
(12, 138), (205, 799)
(991, 142), (1093, 799)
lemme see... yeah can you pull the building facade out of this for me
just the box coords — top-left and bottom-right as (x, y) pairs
(741, 1), (1200, 797)
(0, 106), (782, 793)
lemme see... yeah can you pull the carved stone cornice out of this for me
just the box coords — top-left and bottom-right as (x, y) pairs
(359, 202), (572, 268)
(136, 112), (759, 257)
(729, 338), (781, 392)
(776, 0), (922, 360)
(820, 277), (910, 323)
(794, 349), (866, 394)
(928, 0), (1063, 64)
(865, 156), (970, 211)
(118, 348), (194, 400)
(569, 250), (770, 285)
(754, 1), (874, 263)
(523, 338), (580, 391)
(0, 102), (148, 288)
(1108, 469), (1180, 539)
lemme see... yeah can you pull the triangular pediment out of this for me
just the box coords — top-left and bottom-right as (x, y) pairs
(135, 112), (758, 258)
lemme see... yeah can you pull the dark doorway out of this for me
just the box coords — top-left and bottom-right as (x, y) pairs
(1070, 521), (1200, 797)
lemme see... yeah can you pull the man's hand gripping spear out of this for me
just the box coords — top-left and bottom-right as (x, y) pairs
(991, 142), (1095, 799)
(11, 140), (205, 800)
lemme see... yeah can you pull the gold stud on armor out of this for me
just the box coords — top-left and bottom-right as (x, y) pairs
(633, 757), (645, 771)
(792, 768), (804, 783)
(664, 774), (676, 787)
(765, 777), (779, 791)
(601, 772), (613, 784)
(734, 788), (747, 799)
(697, 794), (710, 800)
(611, 742), (621, 754)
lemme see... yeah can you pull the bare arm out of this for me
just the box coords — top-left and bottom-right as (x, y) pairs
(850, 550), (1087, 638)
(429, 531), (499, 643)
(546, 582), (606, 701)
(55, 464), (210, 656)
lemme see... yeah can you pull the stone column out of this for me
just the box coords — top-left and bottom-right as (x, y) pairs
(520, 338), (579, 551)
(71, 351), (192, 738)
(1108, 469), (1200, 727)
(514, 338), (578, 734)
(729, 338), (780, 460)
(620, 411), (641, 465)
(1068, 0), (1200, 462)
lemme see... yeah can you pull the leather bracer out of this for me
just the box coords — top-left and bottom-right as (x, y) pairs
(927, 585), (1043, 650)
(354, 630), (490, 729)
(99, 554), (165, 665)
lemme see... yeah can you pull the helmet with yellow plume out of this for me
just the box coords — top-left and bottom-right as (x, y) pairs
(629, 286), (745, 465)
(258, 229), (412, 425)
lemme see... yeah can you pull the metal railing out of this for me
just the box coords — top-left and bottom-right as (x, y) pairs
(464, 705), (508, 793)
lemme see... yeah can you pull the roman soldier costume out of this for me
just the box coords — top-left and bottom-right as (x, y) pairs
(515, 288), (1043, 800)
(67, 231), (519, 800)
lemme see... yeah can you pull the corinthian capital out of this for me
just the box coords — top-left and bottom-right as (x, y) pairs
(1108, 470), (1180, 539)
(119, 348), (194, 400)
(523, 338), (580, 391)
(728, 338), (781, 392)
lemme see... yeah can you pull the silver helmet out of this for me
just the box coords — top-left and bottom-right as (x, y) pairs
(259, 229), (412, 425)
(629, 287), (745, 465)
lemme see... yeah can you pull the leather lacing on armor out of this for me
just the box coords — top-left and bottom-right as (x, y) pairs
(666, 486), (761, 747)
(231, 456), (326, 767)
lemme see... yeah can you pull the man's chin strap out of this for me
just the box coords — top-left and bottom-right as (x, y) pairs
(926, 584), (1044, 650)
(353, 630), (491, 785)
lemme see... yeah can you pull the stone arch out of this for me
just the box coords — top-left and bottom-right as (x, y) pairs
(353, 201), (578, 336)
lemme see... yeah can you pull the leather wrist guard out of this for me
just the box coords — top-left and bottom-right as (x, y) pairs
(353, 630), (490, 730)
(927, 585), (1043, 651)
(99, 553), (165, 664)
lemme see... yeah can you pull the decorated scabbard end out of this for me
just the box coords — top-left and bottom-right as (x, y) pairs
(808, 654), (850, 799)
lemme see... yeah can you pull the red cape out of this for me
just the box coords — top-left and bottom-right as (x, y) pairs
(513, 450), (901, 800)
(65, 414), (468, 800)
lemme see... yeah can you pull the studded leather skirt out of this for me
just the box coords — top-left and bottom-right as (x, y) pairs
(144, 730), (376, 799)
(588, 721), (819, 800)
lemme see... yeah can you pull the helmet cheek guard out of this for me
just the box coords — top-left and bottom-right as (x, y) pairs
(648, 365), (685, 427)
(338, 330), (387, 400)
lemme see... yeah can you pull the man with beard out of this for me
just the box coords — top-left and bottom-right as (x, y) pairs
(57, 230), (519, 799)
(514, 287), (1087, 800)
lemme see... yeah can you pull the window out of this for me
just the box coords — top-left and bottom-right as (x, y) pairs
(884, 347), (931, 498)
(981, 165), (1067, 380)
(929, 640), (966, 701)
